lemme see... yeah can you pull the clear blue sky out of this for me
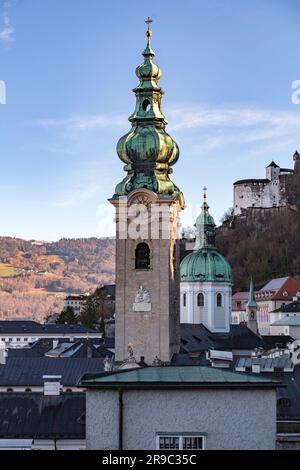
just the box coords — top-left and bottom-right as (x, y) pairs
(1, 0), (300, 240)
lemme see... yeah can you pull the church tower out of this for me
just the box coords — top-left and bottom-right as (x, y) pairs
(180, 189), (232, 332)
(110, 19), (185, 364)
(246, 278), (258, 335)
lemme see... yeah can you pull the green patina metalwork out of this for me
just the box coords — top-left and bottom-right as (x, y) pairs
(247, 278), (257, 309)
(114, 20), (183, 203)
(180, 189), (232, 283)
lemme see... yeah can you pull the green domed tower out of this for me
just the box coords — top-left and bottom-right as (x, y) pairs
(110, 19), (184, 364)
(113, 18), (184, 206)
(180, 189), (232, 332)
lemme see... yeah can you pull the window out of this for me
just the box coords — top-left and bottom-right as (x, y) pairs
(197, 293), (204, 307)
(277, 397), (291, 407)
(217, 293), (222, 307)
(24, 338), (28, 342)
(183, 436), (204, 450)
(25, 388), (32, 393)
(142, 99), (151, 112)
(157, 434), (205, 450)
(6, 388), (13, 393)
(183, 293), (186, 307)
(135, 243), (150, 269)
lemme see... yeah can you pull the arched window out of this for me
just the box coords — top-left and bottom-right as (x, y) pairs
(217, 293), (222, 307)
(183, 293), (186, 307)
(25, 388), (32, 393)
(197, 293), (204, 307)
(135, 243), (150, 269)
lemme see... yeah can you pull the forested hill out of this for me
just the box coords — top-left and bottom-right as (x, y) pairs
(0, 237), (115, 322)
(216, 208), (300, 292)
(1, 207), (300, 320)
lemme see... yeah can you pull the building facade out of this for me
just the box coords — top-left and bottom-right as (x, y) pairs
(0, 321), (101, 349)
(233, 152), (300, 216)
(256, 277), (300, 335)
(82, 366), (278, 450)
(110, 21), (184, 363)
(64, 295), (89, 315)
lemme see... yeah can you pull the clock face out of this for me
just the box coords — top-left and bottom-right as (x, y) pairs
(131, 195), (151, 210)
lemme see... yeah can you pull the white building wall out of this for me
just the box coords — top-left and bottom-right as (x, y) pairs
(180, 282), (231, 333)
(257, 300), (294, 335)
(233, 179), (281, 216)
(270, 324), (300, 340)
(86, 388), (277, 450)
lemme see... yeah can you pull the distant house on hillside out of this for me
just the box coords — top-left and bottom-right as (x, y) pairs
(255, 277), (300, 335)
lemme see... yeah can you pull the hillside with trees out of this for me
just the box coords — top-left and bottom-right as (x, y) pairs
(0, 237), (115, 322)
(216, 207), (300, 292)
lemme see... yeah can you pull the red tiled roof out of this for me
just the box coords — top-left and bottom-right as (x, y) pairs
(257, 277), (300, 301)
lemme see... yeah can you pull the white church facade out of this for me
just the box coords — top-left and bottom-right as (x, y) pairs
(180, 191), (232, 333)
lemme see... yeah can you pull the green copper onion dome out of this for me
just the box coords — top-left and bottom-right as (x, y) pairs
(114, 18), (183, 205)
(180, 189), (232, 283)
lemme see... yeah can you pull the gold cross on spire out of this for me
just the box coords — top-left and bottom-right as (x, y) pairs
(145, 16), (153, 39)
(145, 16), (153, 31)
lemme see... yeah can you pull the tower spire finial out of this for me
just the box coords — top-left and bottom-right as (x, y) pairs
(145, 17), (153, 46)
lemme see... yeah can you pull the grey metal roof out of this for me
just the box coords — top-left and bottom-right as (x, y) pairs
(180, 323), (265, 352)
(272, 301), (300, 314)
(0, 357), (104, 386)
(266, 161), (279, 168)
(260, 277), (290, 292)
(0, 393), (85, 439)
(80, 365), (279, 389)
(272, 315), (300, 326)
(235, 355), (294, 371)
(233, 178), (270, 186)
(0, 320), (99, 334)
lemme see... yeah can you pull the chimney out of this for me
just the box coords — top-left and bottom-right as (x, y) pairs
(43, 375), (62, 396)
(252, 364), (261, 374)
(0, 341), (7, 365)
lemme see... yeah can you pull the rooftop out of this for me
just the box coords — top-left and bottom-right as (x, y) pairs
(235, 355), (294, 372)
(272, 301), (300, 314)
(80, 365), (279, 389)
(233, 178), (270, 186)
(0, 357), (104, 386)
(0, 320), (99, 335)
(272, 315), (300, 327)
(0, 393), (85, 439)
(257, 277), (300, 301)
(266, 161), (279, 168)
(260, 277), (290, 292)
(180, 323), (265, 352)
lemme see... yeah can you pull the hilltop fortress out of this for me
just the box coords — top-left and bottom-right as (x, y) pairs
(233, 151), (300, 216)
